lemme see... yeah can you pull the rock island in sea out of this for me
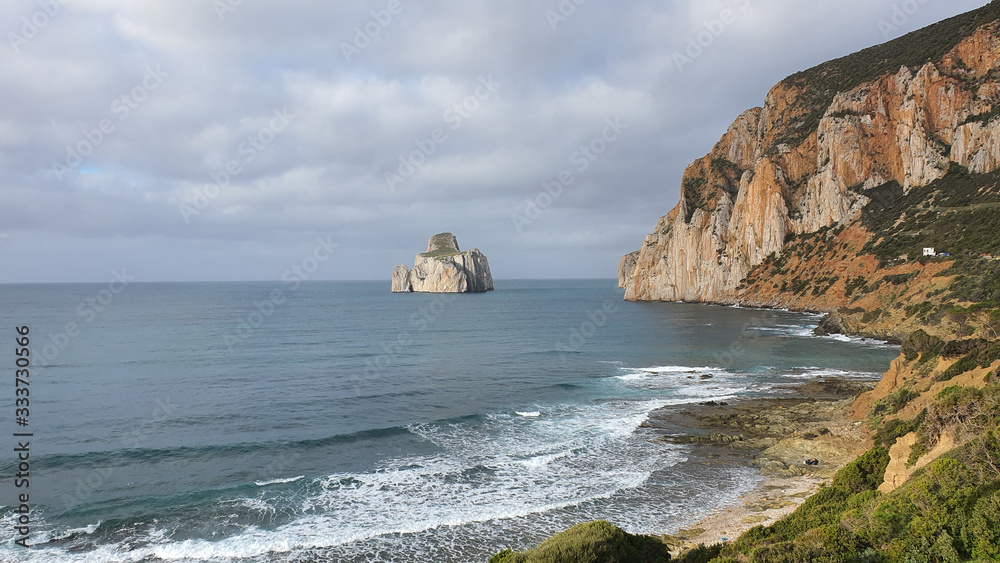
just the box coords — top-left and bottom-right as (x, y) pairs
(391, 233), (494, 293)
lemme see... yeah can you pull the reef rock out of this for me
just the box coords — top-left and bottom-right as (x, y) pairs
(391, 233), (494, 293)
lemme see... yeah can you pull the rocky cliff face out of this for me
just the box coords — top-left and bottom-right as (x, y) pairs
(620, 14), (1000, 304)
(392, 233), (494, 293)
(617, 251), (639, 289)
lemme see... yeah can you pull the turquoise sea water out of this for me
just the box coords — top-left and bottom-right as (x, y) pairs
(0, 280), (898, 562)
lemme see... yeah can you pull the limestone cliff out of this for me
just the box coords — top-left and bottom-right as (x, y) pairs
(620, 4), (1000, 507)
(617, 251), (639, 289)
(620, 6), (1000, 305)
(392, 233), (494, 293)
(495, 7), (1000, 561)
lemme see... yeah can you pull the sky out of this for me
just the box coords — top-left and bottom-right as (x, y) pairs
(0, 0), (989, 283)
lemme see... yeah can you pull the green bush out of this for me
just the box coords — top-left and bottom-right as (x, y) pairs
(907, 440), (930, 467)
(833, 447), (891, 494)
(845, 276), (868, 298)
(938, 342), (1000, 381)
(490, 521), (671, 563)
(941, 338), (989, 358)
(968, 490), (1000, 560)
(904, 301), (936, 320)
(935, 385), (984, 407)
(939, 354), (981, 381)
(943, 260), (1000, 304)
(490, 549), (516, 563)
(883, 273), (917, 286)
(871, 387), (919, 418)
(873, 417), (918, 448)
(746, 541), (825, 563)
(902, 330), (944, 362)
(674, 544), (723, 563)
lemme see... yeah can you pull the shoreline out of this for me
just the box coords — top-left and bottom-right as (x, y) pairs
(665, 474), (824, 551)
(647, 378), (876, 556)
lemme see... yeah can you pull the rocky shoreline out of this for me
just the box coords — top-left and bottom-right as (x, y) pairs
(644, 378), (877, 556)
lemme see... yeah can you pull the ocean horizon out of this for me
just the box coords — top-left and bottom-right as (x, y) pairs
(0, 280), (899, 562)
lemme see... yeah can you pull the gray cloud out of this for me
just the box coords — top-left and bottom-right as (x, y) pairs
(0, 0), (988, 282)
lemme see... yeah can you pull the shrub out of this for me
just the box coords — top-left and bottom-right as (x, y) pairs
(490, 550), (516, 563)
(725, 447), (891, 560)
(941, 338), (988, 358)
(917, 385), (1000, 457)
(968, 490), (1000, 560)
(907, 441), (930, 467)
(904, 301), (935, 319)
(938, 342), (1000, 381)
(870, 387), (919, 418)
(883, 273), (916, 286)
(944, 260), (1000, 304)
(873, 418), (916, 448)
(674, 543), (723, 563)
(939, 353), (981, 382)
(845, 276), (868, 298)
(746, 541), (824, 563)
(820, 524), (868, 555)
(490, 521), (671, 563)
(834, 447), (891, 494)
(901, 330), (944, 362)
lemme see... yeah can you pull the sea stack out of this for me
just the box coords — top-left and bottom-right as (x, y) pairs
(391, 233), (494, 293)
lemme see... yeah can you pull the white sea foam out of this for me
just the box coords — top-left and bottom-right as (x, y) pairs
(15, 398), (686, 562)
(515, 411), (541, 417)
(253, 475), (304, 486)
(614, 364), (770, 402)
(815, 332), (898, 349)
(747, 322), (898, 349)
(639, 365), (717, 374)
(519, 451), (571, 468)
(785, 367), (882, 380)
(749, 323), (817, 338)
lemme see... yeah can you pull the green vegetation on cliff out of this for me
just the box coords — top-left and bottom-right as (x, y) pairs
(420, 232), (463, 259)
(691, 383), (1000, 563)
(861, 167), (1000, 265)
(681, 2), (1000, 224)
(772, 1), (1000, 151)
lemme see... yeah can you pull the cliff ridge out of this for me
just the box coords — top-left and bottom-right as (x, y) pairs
(620, 5), (1000, 308)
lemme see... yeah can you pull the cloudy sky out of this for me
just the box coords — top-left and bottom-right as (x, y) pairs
(0, 0), (987, 283)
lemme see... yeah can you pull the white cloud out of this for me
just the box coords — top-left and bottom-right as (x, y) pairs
(0, 0), (990, 281)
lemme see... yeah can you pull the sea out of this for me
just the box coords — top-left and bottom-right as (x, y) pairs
(0, 280), (899, 562)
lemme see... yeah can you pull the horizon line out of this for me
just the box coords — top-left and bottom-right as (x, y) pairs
(0, 277), (621, 286)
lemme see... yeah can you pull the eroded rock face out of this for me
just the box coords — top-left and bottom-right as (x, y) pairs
(618, 251), (639, 289)
(391, 265), (412, 293)
(391, 233), (494, 293)
(620, 21), (1000, 303)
